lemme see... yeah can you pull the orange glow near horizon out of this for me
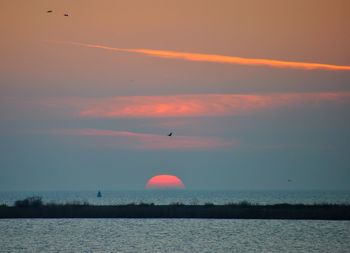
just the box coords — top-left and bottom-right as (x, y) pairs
(57, 41), (350, 71)
(146, 174), (185, 189)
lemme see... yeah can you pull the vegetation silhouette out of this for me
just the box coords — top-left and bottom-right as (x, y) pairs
(1, 197), (349, 220)
(14, 196), (43, 208)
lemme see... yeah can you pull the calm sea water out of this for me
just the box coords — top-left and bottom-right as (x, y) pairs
(1, 191), (350, 252)
(0, 190), (350, 206)
(1, 219), (349, 252)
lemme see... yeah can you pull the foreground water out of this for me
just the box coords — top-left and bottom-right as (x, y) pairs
(1, 219), (349, 252)
(2, 191), (350, 252)
(1, 190), (350, 206)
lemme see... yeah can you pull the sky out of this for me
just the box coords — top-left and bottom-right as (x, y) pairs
(0, 0), (350, 191)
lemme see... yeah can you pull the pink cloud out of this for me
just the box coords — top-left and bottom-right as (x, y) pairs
(30, 91), (350, 121)
(75, 92), (350, 119)
(51, 128), (236, 150)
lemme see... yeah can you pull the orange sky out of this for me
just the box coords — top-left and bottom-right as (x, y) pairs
(2, 0), (350, 60)
(1, 0), (349, 98)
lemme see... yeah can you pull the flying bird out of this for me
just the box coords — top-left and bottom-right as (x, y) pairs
(46, 10), (53, 13)
(168, 132), (173, 137)
(64, 13), (69, 16)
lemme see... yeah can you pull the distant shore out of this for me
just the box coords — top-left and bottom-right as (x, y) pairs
(1, 197), (350, 220)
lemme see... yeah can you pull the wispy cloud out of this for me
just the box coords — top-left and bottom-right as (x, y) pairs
(55, 41), (350, 71)
(26, 92), (350, 120)
(74, 92), (350, 118)
(50, 128), (235, 150)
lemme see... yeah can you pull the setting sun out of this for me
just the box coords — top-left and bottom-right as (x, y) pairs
(146, 174), (185, 189)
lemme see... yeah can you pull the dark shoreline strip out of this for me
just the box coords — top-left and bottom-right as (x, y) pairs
(1, 204), (350, 220)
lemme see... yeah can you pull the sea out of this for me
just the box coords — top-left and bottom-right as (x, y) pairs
(1, 190), (350, 252)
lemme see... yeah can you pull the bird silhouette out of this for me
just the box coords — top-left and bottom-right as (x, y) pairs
(64, 13), (69, 16)
(168, 132), (173, 137)
(46, 10), (53, 13)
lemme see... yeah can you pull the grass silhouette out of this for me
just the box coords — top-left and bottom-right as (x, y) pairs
(1, 197), (349, 220)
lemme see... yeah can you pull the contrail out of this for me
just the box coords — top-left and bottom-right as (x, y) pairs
(54, 41), (350, 71)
